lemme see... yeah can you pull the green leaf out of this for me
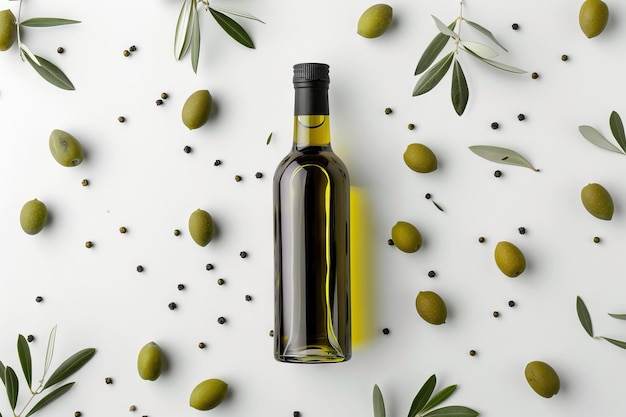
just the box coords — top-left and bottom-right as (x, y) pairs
(464, 19), (508, 51)
(608, 313), (626, 320)
(5, 366), (18, 410)
(43, 348), (96, 389)
(609, 111), (626, 153)
(578, 125), (624, 154)
(460, 41), (498, 59)
(174, 0), (195, 60)
(433, 201), (444, 212)
(44, 326), (57, 378)
(17, 335), (32, 390)
(408, 374), (436, 417)
(413, 52), (454, 96)
(209, 8), (254, 48)
(576, 296), (594, 338)
(432, 15), (458, 40)
(20, 18), (80, 27)
(190, 5), (200, 73)
(423, 405), (479, 417)
(451, 59), (469, 116)
(468, 145), (539, 171)
(23, 53), (75, 90)
(24, 382), (74, 417)
(415, 20), (456, 75)
(373, 384), (386, 417)
(473, 56), (526, 73)
(0, 361), (6, 386)
(266, 132), (273, 145)
(209, 6), (265, 24)
(601, 337), (626, 349)
(421, 385), (457, 414)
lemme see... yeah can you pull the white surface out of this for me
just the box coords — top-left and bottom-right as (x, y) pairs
(1, 0), (625, 416)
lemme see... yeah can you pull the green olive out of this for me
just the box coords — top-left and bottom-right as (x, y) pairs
(189, 378), (228, 410)
(415, 291), (447, 325)
(137, 341), (163, 381)
(189, 208), (214, 247)
(182, 89), (212, 130)
(494, 241), (526, 277)
(579, 0), (609, 38)
(49, 129), (84, 167)
(581, 183), (613, 220)
(357, 4), (393, 38)
(391, 221), (422, 253)
(525, 361), (560, 398)
(403, 143), (438, 173)
(0, 9), (17, 51)
(20, 199), (48, 235)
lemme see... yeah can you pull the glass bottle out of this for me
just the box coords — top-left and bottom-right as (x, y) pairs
(273, 63), (351, 363)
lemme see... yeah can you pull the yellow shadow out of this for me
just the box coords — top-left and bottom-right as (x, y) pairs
(350, 186), (376, 347)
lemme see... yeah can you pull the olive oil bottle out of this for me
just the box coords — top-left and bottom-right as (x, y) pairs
(273, 63), (351, 363)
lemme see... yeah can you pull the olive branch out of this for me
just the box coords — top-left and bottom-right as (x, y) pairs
(174, 0), (264, 73)
(0, 326), (96, 417)
(9, 0), (80, 90)
(413, 0), (526, 116)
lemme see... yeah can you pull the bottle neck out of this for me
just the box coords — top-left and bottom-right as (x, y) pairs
(293, 83), (331, 149)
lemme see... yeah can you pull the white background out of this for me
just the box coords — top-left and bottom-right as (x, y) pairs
(1, 0), (625, 416)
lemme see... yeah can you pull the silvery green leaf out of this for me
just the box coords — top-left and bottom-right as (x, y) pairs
(451, 59), (468, 116)
(432, 15), (458, 39)
(373, 385), (385, 417)
(190, 5), (200, 73)
(209, 6), (265, 24)
(464, 19), (507, 51)
(420, 385), (457, 413)
(43, 348), (95, 389)
(601, 337), (626, 349)
(608, 313), (626, 320)
(408, 374), (436, 417)
(460, 40), (498, 59)
(578, 125), (624, 154)
(413, 51), (454, 96)
(415, 20), (456, 75)
(209, 8), (255, 48)
(576, 296), (594, 338)
(25, 382), (74, 417)
(17, 334), (33, 389)
(469, 145), (539, 171)
(475, 56), (526, 73)
(5, 366), (18, 410)
(44, 325), (57, 377)
(23, 53), (75, 90)
(0, 361), (5, 386)
(422, 405), (479, 417)
(20, 43), (40, 66)
(20, 17), (80, 27)
(609, 111), (626, 153)
(174, 0), (195, 60)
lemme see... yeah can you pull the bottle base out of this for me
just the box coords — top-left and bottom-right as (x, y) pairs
(275, 348), (351, 364)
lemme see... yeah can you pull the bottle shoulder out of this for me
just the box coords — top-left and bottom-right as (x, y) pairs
(274, 147), (349, 180)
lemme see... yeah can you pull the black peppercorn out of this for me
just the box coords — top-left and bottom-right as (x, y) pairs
(85, 241), (93, 248)
(408, 123), (415, 130)
(493, 311), (500, 318)
(387, 239), (394, 246)
(183, 145), (192, 154)
(469, 349), (477, 356)
(206, 263), (214, 270)
(490, 122), (499, 130)
(518, 227), (526, 235)
(245, 294), (252, 301)
(293, 412), (301, 417)
(198, 342), (206, 349)
(214, 160), (222, 166)
(27, 335), (34, 342)
(427, 270), (436, 278)
(161, 92), (168, 99)
(217, 316), (226, 324)
(425, 193), (431, 199)
(512, 23), (519, 30)
(240, 251), (248, 258)
(123, 50), (130, 57)
(234, 175), (242, 182)
(81, 179), (89, 186)
(384, 107), (392, 114)
(517, 113), (526, 121)
(136, 265), (144, 272)
(255, 172), (263, 178)
(593, 236), (601, 243)
(35, 296), (43, 303)
(57, 47), (64, 54)
(269, 330), (274, 337)
(177, 284), (185, 290)
(118, 116), (126, 123)
(478, 236), (485, 243)
(129, 405), (137, 411)
(105, 377), (113, 384)
(168, 302), (177, 310)
(173, 229), (181, 236)
(561, 54), (568, 61)
(129, 45), (137, 52)
(217, 278), (225, 285)
(74, 411), (82, 417)
(531, 72), (539, 79)
(382, 328), (390, 335)
(494, 170), (502, 178)
(508, 300), (516, 307)
(155, 99), (164, 106)
(119, 226), (127, 234)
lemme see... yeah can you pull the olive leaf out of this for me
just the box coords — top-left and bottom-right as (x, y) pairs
(600, 337), (626, 349)
(408, 374), (436, 417)
(17, 335), (33, 390)
(23, 53), (75, 90)
(469, 145), (539, 171)
(5, 366), (19, 410)
(209, 8), (254, 48)
(413, 51), (454, 96)
(576, 296), (594, 338)
(609, 111), (626, 153)
(432, 15), (458, 39)
(460, 41), (498, 59)
(422, 405), (479, 417)
(608, 313), (626, 320)
(24, 382), (74, 417)
(43, 348), (96, 389)
(0, 361), (6, 386)
(415, 21), (456, 75)
(451, 59), (468, 116)
(433, 201), (444, 212)
(190, 5), (201, 73)
(463, 19), (508, 51)
(174, 0), (195, 60)
(578, 125), (624, 154)
(420, 385), (457, 414)
(266, 132), (273, 145)
(210, 6), (265, 23)
(373, 384), (386, 417)
(43, 325), (57, 378)
(20, 17), (80, 27)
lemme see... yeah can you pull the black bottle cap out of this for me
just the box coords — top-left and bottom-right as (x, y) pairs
(293, 63), (330, 84)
